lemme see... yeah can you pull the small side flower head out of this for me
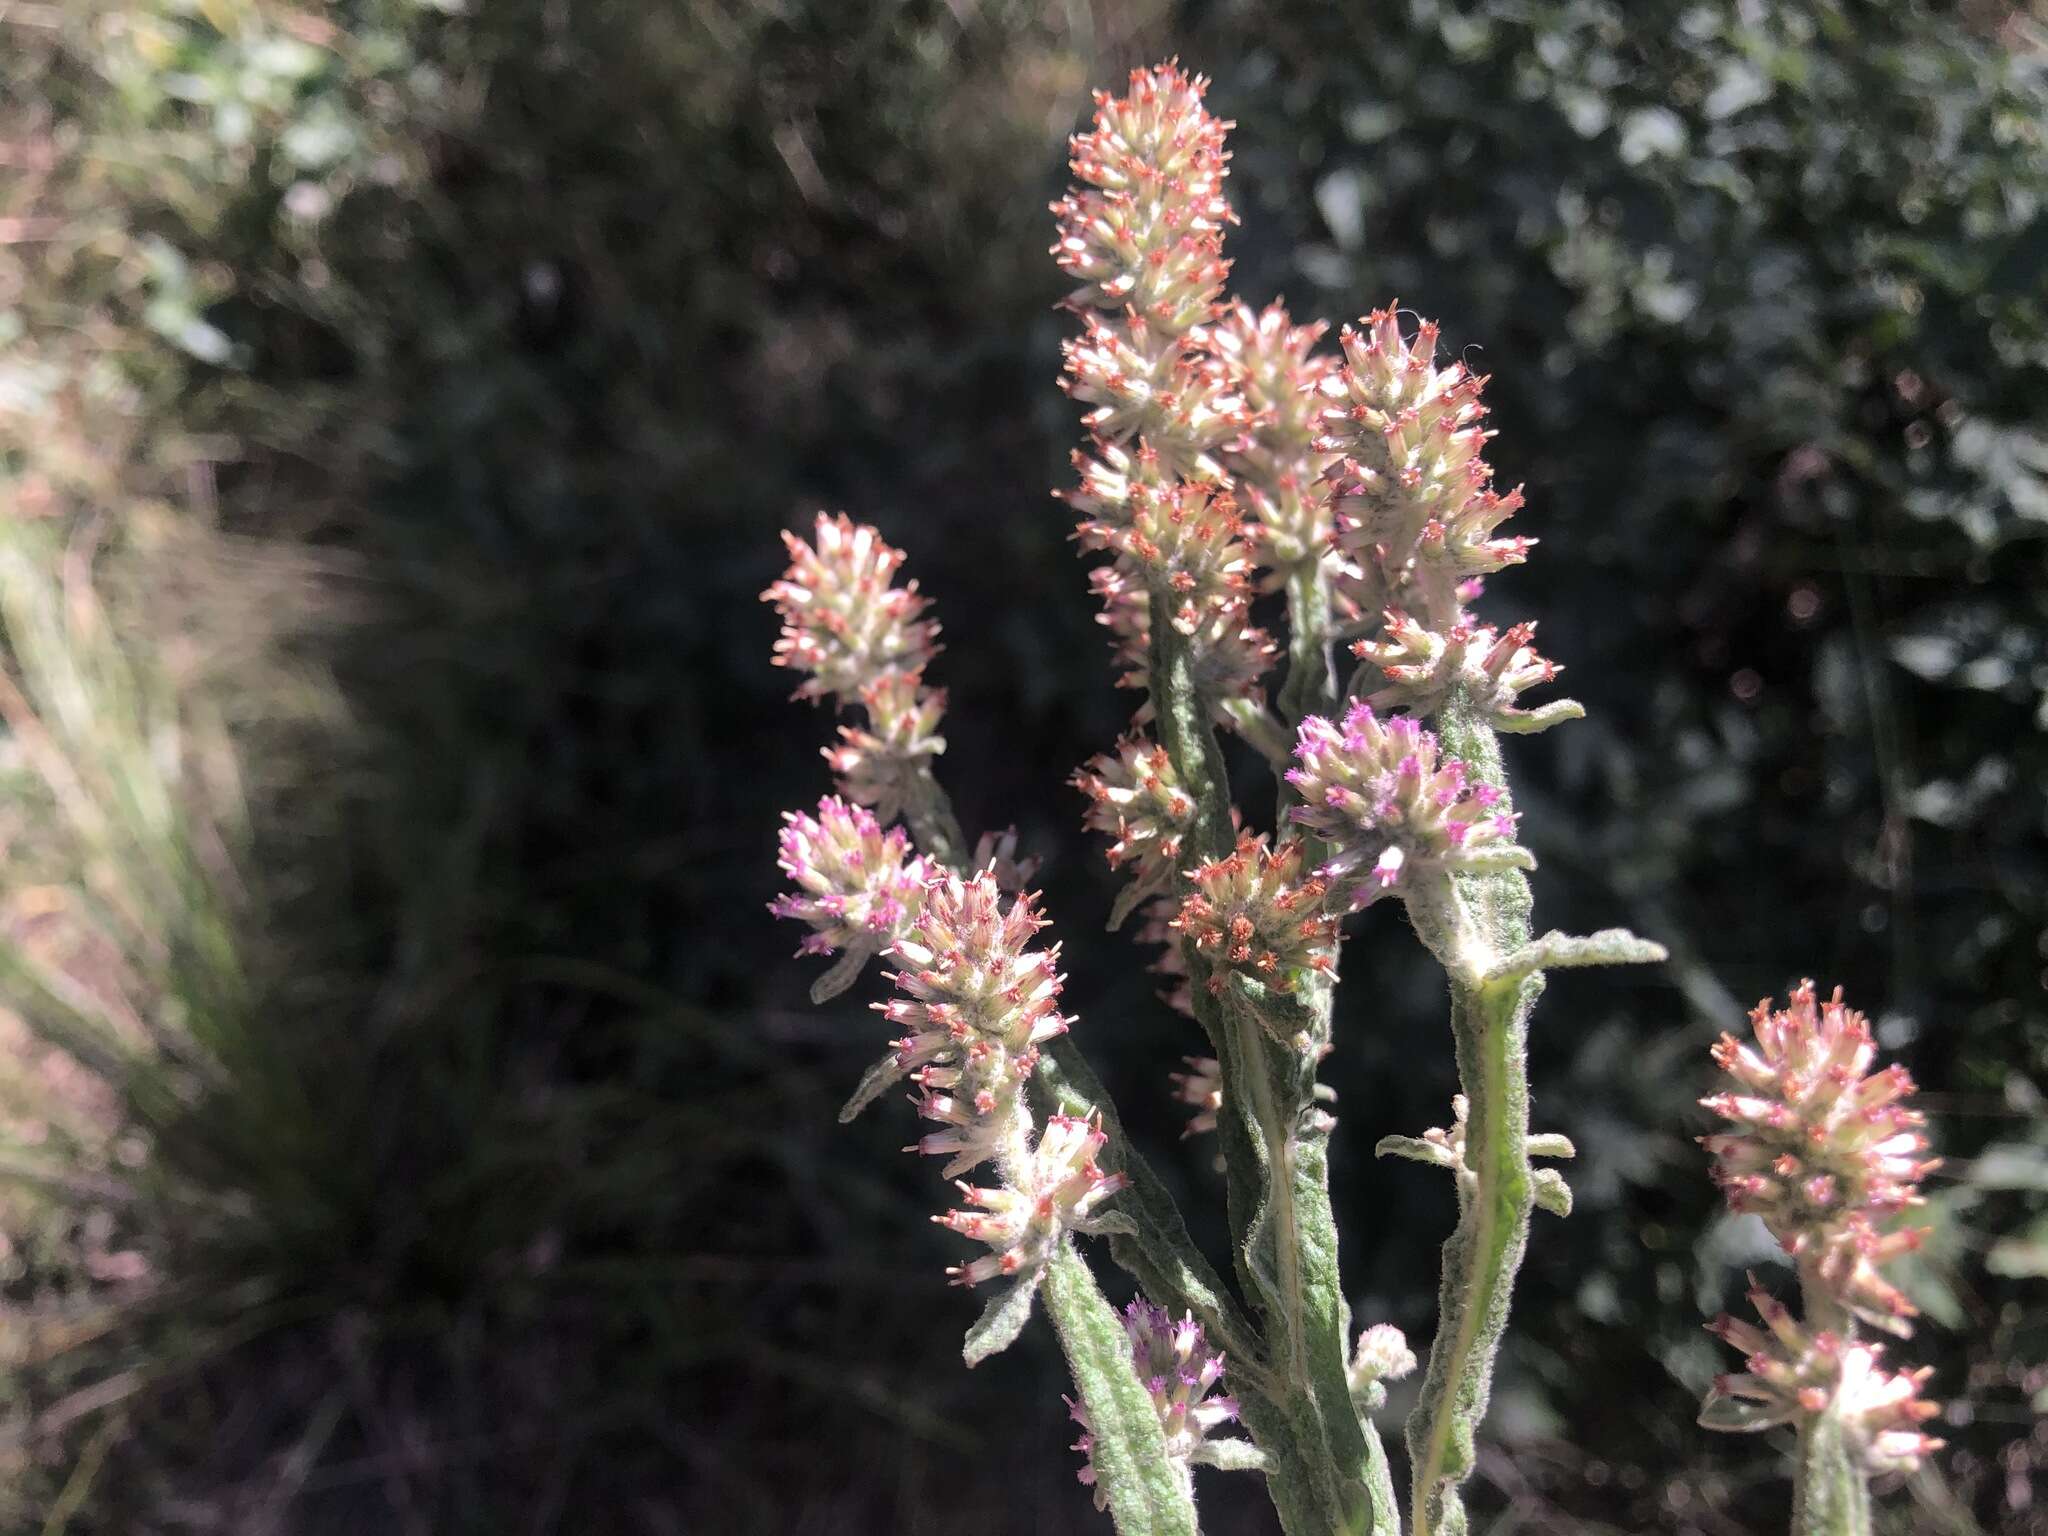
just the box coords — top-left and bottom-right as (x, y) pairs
(1701, 1280), (1943, 1476)
(1088, 557), (1277, 720)
(1701, 981), (1937, 1330)
(1052, 61), (1234, 336)
(1062, 315), (1244, 478)
(770, 796), (929, 958)
(1123, 1299), (1239, 1459)
(823, 668), (947, 823)
(1074, 735), (1197, 913)
(1070, 1299), (1239, 1502)
(937, 1113), (1128, 1286)
(1317, 307), (1530, 619)
(763, 513), (940, 702)
(1347, 1322), (1418, 1411)
(1076, 480), (1257, 636)
(1209, 300), (1337, 568)
(1354, 610), (1563, 728)
(880, 873), (1071, 1175)
(1172, 832), (1340, 995)
(1287, 701), (1531, 904)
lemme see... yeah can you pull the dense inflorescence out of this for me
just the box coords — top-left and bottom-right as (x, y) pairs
(1701, 982), (1938, 1333)
(1702, 1281), (1944, 1476)
(771, 796), (931, 960)
(1316, 307), (1530, 633)
(1172, 832), (1340, 998)
(1070, 1299), (1241, 1507)
(1287, 701), (1531, 908)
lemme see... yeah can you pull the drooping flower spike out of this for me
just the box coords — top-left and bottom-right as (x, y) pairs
(1287, 701), (1532, 906)
(1701, 1279), (1944, 1476)
(762, 512), (942, 703)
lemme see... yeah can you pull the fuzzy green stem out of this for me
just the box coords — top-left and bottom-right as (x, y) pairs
(1791, 1412), (1873, 1536)
(1403, 688), (1540, 1536)
(901, 765), (968, 870)
(1149, 606), (1372, 1535)
(1277, 557), (1340, 732)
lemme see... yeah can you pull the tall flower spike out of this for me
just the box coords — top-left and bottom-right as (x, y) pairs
(1070, 1299), (1243, 1504)
(1173, 832), (1340, 1000)
(763, 512), (941, 702)
(1210, 300), (1337, 570)
(1051, 62), (1234, 336)
(1701, 981), (1939, 1333)
(1073, 735), (1197, 927)
(1701, 1280), (1944, 1476)
(1287, 700), (1532, 908)
(770, 796), (931, 1000)
(1317, 306), (1530, 628)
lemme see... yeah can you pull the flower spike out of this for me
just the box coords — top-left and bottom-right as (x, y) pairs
(763, 512), (941, 703)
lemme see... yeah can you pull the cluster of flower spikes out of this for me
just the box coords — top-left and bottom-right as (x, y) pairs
(1698, 983), (1945, 1474)
(1703, 1279), (1944, 1476)
(1053, 63), (1273, 738)
(880, 871), (1127, 1285)
(1315, 306), (1532, 637)
(1209, 300), (1339, 572)
(1171, 831), (1341, 999)
(1069, 1299), (1239, 1508)
(1285, 700), (1532, 911)
(764, 513), (947, 823)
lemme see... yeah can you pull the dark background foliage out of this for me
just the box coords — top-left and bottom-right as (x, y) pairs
(1, 0), (2043, 1531)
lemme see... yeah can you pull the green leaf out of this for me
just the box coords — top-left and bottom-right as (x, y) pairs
(962, 1268), (1045, 1367)
(1189, 1438), (1270, 1473)
(809, 941), (877, 1004)
(1486, 928), (1668, 983)
(837, 1051), (907, 1123)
